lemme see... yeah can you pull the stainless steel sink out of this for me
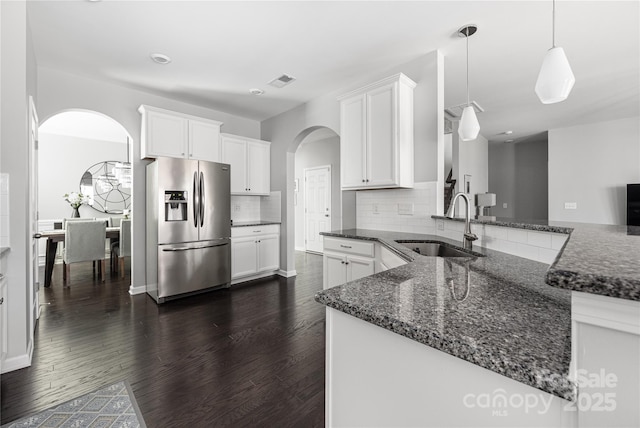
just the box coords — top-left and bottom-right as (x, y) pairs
(397, 242), (474, 258)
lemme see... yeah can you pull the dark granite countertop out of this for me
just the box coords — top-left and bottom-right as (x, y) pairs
(432, 216), (640, 301)
(546, 223), (640, 300)
(231, 220), (281, 227)
(432, 215), (573, 234)
(316, 229), (575, 401)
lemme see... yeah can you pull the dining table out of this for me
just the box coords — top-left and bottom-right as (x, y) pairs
(38, 226), (121, 287)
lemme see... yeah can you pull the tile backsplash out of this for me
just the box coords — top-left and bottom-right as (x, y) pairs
(434, 218), (568, 264)
(1, 174), (9, 247)
(356, 182), (437, 234)
(231, 191), (282, 223)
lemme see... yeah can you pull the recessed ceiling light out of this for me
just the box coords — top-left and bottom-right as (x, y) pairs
(503, 130), (513, 135)
(249, 88), (265, 96)
(150, 53), (171, 65)
(505, 139), (514, 143)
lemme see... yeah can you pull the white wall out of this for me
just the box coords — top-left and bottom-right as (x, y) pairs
(38, 133), (129, 220)
(549, 117), (640, 225)
(36, 67), (261, 295)
(261, 50), (444, 273)
(0, 0), (38, 371)
(489, 136), (548, 220)
(294, 136), (341, 250)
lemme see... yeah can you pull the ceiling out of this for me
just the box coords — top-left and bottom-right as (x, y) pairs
(27, 1), (639, 143)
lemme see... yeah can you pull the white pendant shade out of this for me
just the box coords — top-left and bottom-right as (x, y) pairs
(535, 46), (575, 104)
(458, 105), (480, 141)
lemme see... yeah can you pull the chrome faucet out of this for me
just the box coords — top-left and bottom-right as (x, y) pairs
(445, 192), (478, 250)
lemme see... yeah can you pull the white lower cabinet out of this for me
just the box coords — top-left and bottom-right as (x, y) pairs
(323, 237), (375, 289)
(231, 225), (280, 284)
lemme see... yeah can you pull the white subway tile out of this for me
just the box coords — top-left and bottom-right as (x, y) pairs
(507, 229), (528, 243)
(515, 243), (539, 261)
(527, 231), (552, 248)
(539, 247), (560, 264)
(551, 234), (568, 250)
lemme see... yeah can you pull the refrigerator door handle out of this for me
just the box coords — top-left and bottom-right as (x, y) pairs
(162, 242), (229, 252)
(200, 171), (205, 227)
(193, 171), (199, 228)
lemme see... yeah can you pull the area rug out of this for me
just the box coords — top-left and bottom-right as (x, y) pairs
(3, 380), (146, 428)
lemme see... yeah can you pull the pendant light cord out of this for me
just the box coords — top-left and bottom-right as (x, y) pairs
(552, 0), (556, 48)
(466, 28), (470, 107)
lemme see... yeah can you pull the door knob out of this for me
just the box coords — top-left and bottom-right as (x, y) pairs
(325, 214), (329, 217)
(33, 233), (42, 239)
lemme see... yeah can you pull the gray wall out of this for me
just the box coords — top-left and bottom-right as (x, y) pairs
(0, 0), (38, 366)
(38, 133), (129, 220)
(261, 50), (444, 273)
(489, 135), (548, 220)
(451, 130), (488, 215)
(294, 135), (341, 250)
(37, 67), (261, 294)
(549, 117), (640, 225)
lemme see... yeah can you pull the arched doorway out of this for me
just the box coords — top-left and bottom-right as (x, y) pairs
(37, 109), (134, 283)
(287, 126), (356, 272)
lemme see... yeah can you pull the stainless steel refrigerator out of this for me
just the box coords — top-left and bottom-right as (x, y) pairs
(146, 157), (231, 303)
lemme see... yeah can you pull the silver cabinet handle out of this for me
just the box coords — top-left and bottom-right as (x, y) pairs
(0, 297), (3, 305)
(0, 273), (4, 280)
(340, 244), (352, 249)
(253, 230), (262, 233)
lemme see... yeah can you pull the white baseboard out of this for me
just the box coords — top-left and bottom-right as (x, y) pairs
(2, 350), (32, 374)
(128, 284), (146, 295)
(295, 246), (305, 252)
(231, 270), (279, 285)
(277, 269), (297, 278)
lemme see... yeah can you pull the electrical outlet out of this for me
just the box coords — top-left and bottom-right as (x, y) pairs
(373, 204), (379, 214)
(564, 202), (577, 210)
(234, 204), (241, 212)
(437, 220), (445, 231)
(503, 203), (508, 209)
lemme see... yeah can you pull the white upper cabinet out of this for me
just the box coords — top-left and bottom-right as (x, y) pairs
(338, 73), (416, 190)
(220, 133), (270, 195)
(139, 105), (222, 162)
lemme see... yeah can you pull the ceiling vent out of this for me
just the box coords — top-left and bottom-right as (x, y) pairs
(444, 101), (484, 120)
(268, 74), (296, 88)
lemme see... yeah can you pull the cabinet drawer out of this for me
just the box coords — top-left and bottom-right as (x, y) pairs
(324, 237), (375, 258)
(231, 224), (280, 238)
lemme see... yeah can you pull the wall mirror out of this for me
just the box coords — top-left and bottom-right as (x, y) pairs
(80, 160), (131, 214)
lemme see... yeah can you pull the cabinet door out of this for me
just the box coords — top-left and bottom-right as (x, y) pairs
(145, 110), (188, 158)
(257, 234), (279, 272)
(247, 141), (270, 195)
(231, 237), (257, 278)
(220, 136), (248, 194)
(366, 82), (396, 187)
(340, 95), (367, 189)
(189, 119), (221, 162)
(0, 274), (6, 360)
(323, 252), (347, 289)
(347, 255), (375, 282)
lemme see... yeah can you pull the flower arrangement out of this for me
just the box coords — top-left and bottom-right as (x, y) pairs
(63, 192), (86, 209)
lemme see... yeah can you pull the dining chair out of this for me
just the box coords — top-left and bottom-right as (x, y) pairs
(63, 220), (107, 283)
(111, 219), (131, 279)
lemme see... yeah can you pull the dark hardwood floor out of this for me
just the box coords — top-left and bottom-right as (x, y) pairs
(1, 251), (325, 427)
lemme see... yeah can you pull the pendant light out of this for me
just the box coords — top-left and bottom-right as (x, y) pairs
(458, 24), (480, 142)
(535, 0), (575, 104)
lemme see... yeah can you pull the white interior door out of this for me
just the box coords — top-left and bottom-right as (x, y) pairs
(28, 96), (39, 333)
(305, 165), (331, 253)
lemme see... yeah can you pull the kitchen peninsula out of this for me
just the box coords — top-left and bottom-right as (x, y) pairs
(315, 221), (639, 427)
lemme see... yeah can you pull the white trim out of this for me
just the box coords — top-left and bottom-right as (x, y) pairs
(277, 269), (297, 278)
(572, 292), (640, 336)
(2, 341), (33, 374)
(128, 284), (146, 295)
(295, 245), (305, 252)
(231, 270), (279, 285)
